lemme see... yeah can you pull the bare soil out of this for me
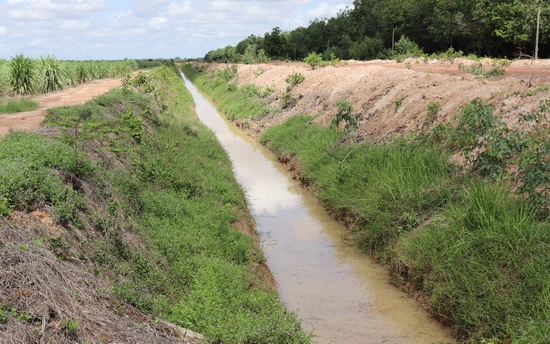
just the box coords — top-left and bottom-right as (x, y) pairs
(0, 78), (123, 136)
(200, 58), (550, 143)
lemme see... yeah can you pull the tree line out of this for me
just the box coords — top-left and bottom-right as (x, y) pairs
(204, 0), (550, 62)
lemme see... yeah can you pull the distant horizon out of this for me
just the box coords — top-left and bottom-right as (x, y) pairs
(0, 0), (352, 61)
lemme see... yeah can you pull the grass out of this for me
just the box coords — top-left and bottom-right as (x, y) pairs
(185, 64), (550, 343)
(40, 62), (310, 343)
(182, 64), (270, 119)
(0, 98), (39, 114)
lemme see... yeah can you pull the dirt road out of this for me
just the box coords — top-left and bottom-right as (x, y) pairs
(0, 77), (123, 137)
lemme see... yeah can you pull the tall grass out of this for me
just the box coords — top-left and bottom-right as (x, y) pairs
(260, 115), (452, 255)
(396, 181), (550, 342)
(37, 56), (64, 93)
(9, 54), (35, 95)
(0, 56), (139, 96)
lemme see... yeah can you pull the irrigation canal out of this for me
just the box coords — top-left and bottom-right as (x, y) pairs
(182, 74), (455, 344)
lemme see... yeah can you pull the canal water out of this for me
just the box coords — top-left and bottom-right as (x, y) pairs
(182, 75), (454, 344)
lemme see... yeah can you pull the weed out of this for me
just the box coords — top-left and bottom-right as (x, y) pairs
(285, 72), (305, 86)
(394, 99), (403, 113)
(304, 52), (322, 70)
(331, 100), (357, 132)
(459, 63), (506, 77)
(260, 84), (275, 98)
(281, 72), (305, 109)
(60, 317), (80, 334)
(0, 98), (39, 114)
(423, 101), (441, 128)
(215, 65), (238, 81)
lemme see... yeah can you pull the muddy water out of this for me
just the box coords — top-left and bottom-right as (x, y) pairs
(182, 75), (454, 344)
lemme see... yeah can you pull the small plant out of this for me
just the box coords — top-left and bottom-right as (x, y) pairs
(0, 98), (39, 114)
(304, 52), (322, 70)
(459, 63), (506, 77)
(424, 102), (441, 128)
(240, 84), (260, 97)
(61, 317), (80, 334)
(281, 73), (305, 109)
(281, 86), (297, 109)
(215, 65), (238, 81)
(227, 83), (237, 92)
(285, 72), (305, 86)
(260, 84), (275, 98)
(331, 100), (357, 132)
(439, 47), (463, 62)
(121, 72), (132, 94)
(395, 99), (403, 113)
(122, 109), (144, 143)
(0, 303), (18, 324)
(253, 67), (267, 77)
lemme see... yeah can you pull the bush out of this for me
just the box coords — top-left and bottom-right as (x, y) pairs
(303, 52), (322, 70)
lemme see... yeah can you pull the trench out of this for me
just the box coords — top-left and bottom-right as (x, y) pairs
(182, 75), (455, 344)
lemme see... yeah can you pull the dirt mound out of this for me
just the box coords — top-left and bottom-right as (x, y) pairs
(204, 59), (550, 142)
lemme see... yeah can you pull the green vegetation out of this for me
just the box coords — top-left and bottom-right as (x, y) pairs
(0, 98), (38, 114)
(459, 63), (508, 77)
(0, 63), (309, 343)
(9, 54), (35, 95)
(285, 72), (305, 86)
(186, 67), (550, 343)
(0, 56), (139, 96)
(330, 100), (357, 132)
(303, 52), (323, 70)
(182, 64), (270, 119)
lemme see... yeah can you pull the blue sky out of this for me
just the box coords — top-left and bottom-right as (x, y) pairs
(0, 0), (353, 60)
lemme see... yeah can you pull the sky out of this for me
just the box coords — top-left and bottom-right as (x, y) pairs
(0, 0), (353, 60)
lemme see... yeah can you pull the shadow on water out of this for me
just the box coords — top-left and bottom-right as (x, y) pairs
(182, 74), (455, 344)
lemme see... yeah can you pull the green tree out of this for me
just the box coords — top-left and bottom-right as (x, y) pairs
(263, 27), (290, 60)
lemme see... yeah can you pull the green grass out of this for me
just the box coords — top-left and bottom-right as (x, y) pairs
(396, 181), (550, 342)
(0, 98), (39, 114)
(260, 115), (452, 255)
(182, 64), (270, 119)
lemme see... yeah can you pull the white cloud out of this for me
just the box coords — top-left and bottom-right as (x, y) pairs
(0, 0), (354, 59)
(7, 0), (106, 20)
(148, 16), (168, 30)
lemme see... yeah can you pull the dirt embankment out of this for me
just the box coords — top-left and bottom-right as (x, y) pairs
(203, 58), (550, 142)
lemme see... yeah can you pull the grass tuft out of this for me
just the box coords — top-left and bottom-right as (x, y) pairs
(0, 98), (39, 114)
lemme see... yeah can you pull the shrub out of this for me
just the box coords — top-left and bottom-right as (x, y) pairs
(303, 52), (322, 70)
(284, 72), (305, 86)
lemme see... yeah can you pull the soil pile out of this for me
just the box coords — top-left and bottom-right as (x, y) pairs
(203, 59), (550, 142)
